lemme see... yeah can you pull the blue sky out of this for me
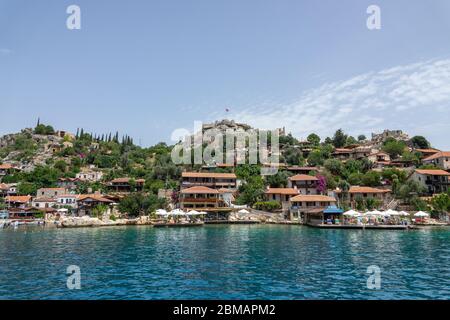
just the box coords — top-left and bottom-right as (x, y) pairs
(0, 0), (449, 148)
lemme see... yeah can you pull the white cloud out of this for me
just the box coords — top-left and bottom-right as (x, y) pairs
(225, 58), (450, 147)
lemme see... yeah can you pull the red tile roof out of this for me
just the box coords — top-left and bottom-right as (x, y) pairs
(415, 169), (450, 176)
(289, 174), (319, 181)
(218, 188), (236, 194)
(348, 186), (391, 194)
(0, 164), (13, 170)
(181, 186), (219, 194)
(265, 188), (300, 195)
(290, 195), (336, 202)
(287, 166), (318, 171)
(423, 151), (450, 161)
(6, 196), (32, 203)
(77, 194), (113, 203)
(416, 148), (440, 154)
(110, 178), (145, 183)
(333, 148), (352, 154)
(33, 197), (57, 202)
(182, 172), (237, 179)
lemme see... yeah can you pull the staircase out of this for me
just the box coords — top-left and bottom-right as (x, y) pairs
(383, 198), (399, 211)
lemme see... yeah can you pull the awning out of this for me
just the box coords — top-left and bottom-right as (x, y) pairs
(323, 206), (344, 215)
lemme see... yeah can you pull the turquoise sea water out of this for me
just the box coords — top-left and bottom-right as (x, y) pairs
(0, 225), (449, 300)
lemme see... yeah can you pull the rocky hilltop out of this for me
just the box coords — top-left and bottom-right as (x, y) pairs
(0, 128), (69, 172)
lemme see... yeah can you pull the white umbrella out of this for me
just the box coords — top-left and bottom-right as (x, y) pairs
(238, 209), (250, 214)
(198, 211), (208, 215)
(156, 209), (168, 216)
(414, 211), (429, 217)
(344, 210), (359, 217)
(366, 210), (383, 216)
(385, 209), (400, 216)
(399, 211), (410, 217)
(187, 210), (200, 216)
(170, 209), (186, 216)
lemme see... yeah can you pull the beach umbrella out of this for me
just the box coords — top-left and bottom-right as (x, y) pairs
(414, 211), (429, 217)
(187, 210), (200, 216)
(385, 209), (400, 216)
(156, 209), (168, 216)
(238, 209), (250, 214)
(399, 211), (410, 217)
(198, 211), (208, 215)
(366, 210), (383, 216)
(344, 210), (359, 217)
(170, 209), (186, 216)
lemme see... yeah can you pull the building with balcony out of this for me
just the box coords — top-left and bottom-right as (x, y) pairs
(181, 172), (237, 190)
(180, 186), (232, 212)
(410, 169), (450, 195)
(76, 194), (115, 217)
(422, 151), (450, 171)
(288, 174), (319, 195)
(56, 194), (79, 208)
(415, 148), (440, 160)
(5, 195), (32, 209)
(107, 178), (145, 193)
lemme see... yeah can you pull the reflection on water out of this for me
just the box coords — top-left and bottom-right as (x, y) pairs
(0, 225), (449, 300)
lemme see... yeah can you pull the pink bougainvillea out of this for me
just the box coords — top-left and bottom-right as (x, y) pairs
(316, 175), (327, 194)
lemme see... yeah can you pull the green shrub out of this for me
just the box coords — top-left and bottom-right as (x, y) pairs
(253, 201), (281, 212)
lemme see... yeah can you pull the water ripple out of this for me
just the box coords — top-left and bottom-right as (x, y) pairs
(0, 225), (449, 300)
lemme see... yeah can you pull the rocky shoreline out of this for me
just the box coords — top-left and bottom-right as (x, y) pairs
(57, 216), (154, 228)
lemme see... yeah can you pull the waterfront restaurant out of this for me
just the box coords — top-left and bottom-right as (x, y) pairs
(180, 186), (222, 210)
(180, 186), (232, 220)
(289, 194), (337, 222)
